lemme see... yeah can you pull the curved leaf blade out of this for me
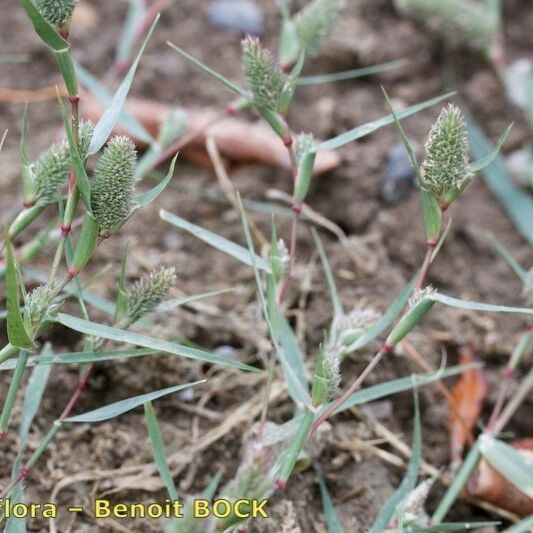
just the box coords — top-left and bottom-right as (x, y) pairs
(56, 313), (260, 372)
(65, 381), (204, 423)
(89, 15), (160, 154)
(160, 208), (271, 273)
(319, 92), (455, 151)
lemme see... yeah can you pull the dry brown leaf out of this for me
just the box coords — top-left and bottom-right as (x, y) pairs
(466, 438), (533, 517)
(80, 92), (341, 176)
(448, 344), (487, 469)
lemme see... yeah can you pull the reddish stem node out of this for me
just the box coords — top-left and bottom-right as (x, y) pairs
(274, 479), (286, 491)
(68, 94), (80, 105)
(60, 224), (71, 235)
(67, 267), (80, 277)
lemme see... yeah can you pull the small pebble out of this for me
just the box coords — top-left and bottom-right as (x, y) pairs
(381, 142), (417, 204)
(206, 0), (264, 36)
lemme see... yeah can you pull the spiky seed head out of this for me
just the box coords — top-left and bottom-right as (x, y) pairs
(126, 267), (176, 321)
(77, 119), (94, 159)
(35, 0), (76, 26)
(322, 347), (341, 399)
(394, 0), (498, 51)
(32, 140), (70, 206)
(25, 285), (52, 326)
(332, 307), (380, 349)
(91, 136), (137, 235)
(523, 268), (533, 307)
(421, 104), (472, 206)
(242, 35), (286, 111)
(31, 120), (94, 206)
(295, 0), (344, 56)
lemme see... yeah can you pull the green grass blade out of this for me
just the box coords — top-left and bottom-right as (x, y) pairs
(298, 59), (409, 86)
(334, 363), (477, 414)
(156, 288), (234, 312)
(275, 410), (315, 487)
(468, 124), (512, 173)
(0, 351), (30, 435)
(75, 62), (154, 145)
(370, 388), (421, 532)
(89, 15), (159, 154)
(56, 313), (260, 372)
(160, 208), (271, 273)
(203, 470), (223, 499)
(345, 276), (416, 353)
(167, 42), (248, 99)
(489, 233), (527, 281)
(409, 523), (500, 532)
(431, 293), (533, 315)
(115, 242), (129, 321)
(5, 240), (34, 349)
(268, 282), (312, 407)
(0, 348), (157, 371)
(466, 114), (533, 245)
(57, 93), (92, 213)
(115, 0), (146, 68)
(144, 400), (179, 500)
(18, 344), (52, 448)
(311, 228), (342, 317)
(136, 154), (178, 207)
(316, 468), (344, 533)
(432, 441), (482, 523)
(65, 381), (204, 423)
(479, 435), (533, 498)
(319, 92), (455, 151)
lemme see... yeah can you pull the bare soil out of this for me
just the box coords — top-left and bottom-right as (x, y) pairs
(1, 0), (532, 531)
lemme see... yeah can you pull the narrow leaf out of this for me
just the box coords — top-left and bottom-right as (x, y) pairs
(18, 344), (52, 448)
(57, 93), (92, 212)
(316, 469), (344, 533)
(144, 400), (178, 500)
(431, 293), (533, 315)
(5, 240), (34, 348)
(334, 363), (478, 414)
(136, 154), (178, 207)
(468, 124), (512, 173)
(160, 208), (271, 273)
(155, 288), (234, 312)
(490, 233), (527, 281)
(311, 228), (342, 317)
(344, 276), (416, 353)
(298, 59), (409, 86)
(65, 382), (204, 423)
(167, 42), (248, 99)
(76, 62), (154, 145)
(479, 435), (533, 498)
(319, 92), (455, 151)
(89, 15), (160, 154)
(56, 313), (260, 372)
(370, 388), (421, 532)
(0, 348), (156, 371)
(466, 114), (533, 245)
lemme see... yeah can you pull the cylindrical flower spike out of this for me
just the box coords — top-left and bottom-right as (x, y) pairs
(295, 0), (345, 57)
(24, 285), (53, 329)
(421, 104), (473, 210)
(125, 267), (176, 322)
(35, 0), (76, 26)
(32, 141), (71, 206)
(90, 136), (137, 236)
(242, 36), (286, 112)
